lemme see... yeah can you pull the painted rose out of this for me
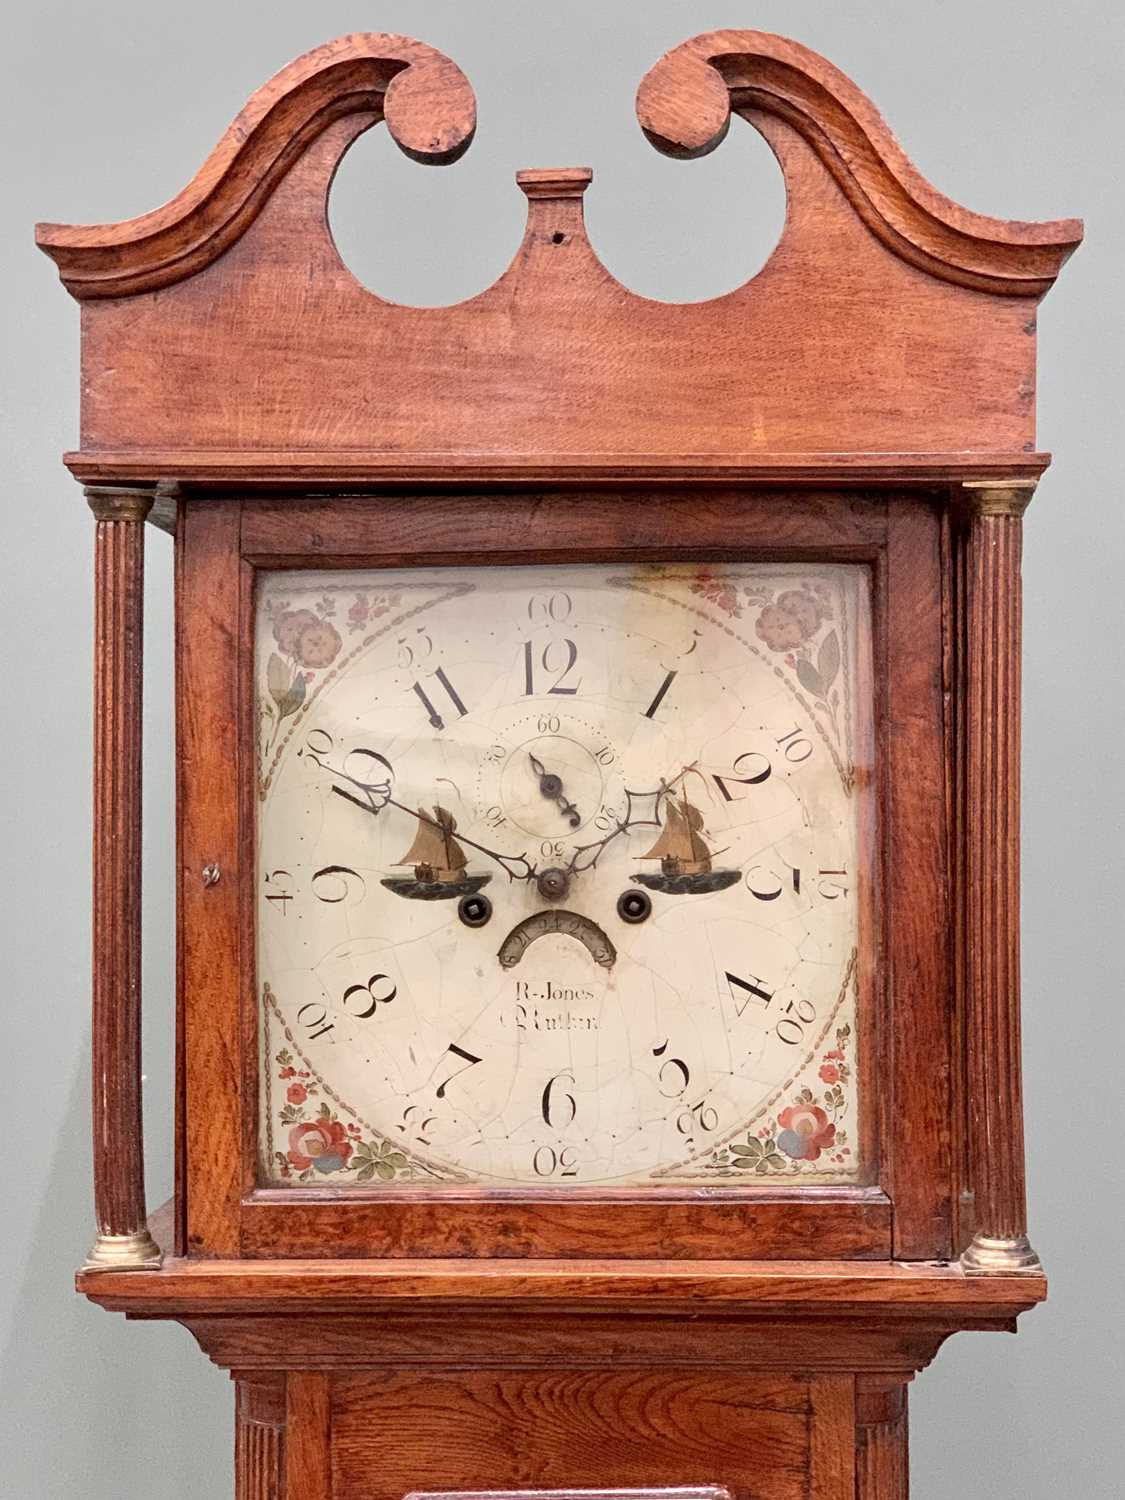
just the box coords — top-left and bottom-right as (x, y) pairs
(755, 603), (806, 652)
(776, 1102), (836, 1161)
(755, 589), (823, 653)
(692, 576), (741, 617)
(818, 1063), (840, 1085)
(286, 1119), (353, 1173)
(272, 608), (319, 655)
(776, 588), (821, 636)
(293, 619), (342, 669)
(348, 594), (371, 632)
(286, 1082), (308, 1105)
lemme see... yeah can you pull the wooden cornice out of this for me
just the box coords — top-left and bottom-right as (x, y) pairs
(35, 33), (476, 300)
(64, 449), (1052, 494)
(637, 29), (1083, 296)
(78, 1256), (1045, 1325)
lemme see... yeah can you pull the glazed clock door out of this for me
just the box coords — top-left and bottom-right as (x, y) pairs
(180, 491), (951, 1262)
(255, 562), (870, 1193)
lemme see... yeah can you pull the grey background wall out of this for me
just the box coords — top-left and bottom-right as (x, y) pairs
(2, 2), (1121, 1495)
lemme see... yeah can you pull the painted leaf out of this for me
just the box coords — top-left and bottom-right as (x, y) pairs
(795, 657), (825, 699)
(267, 652), (291, 708)
(279, 671), (307, 720)
(817, 629), (841, 690)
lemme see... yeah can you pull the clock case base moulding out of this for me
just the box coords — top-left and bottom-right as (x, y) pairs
(37, 25), (1081, 1500)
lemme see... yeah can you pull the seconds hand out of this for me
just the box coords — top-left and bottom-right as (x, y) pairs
(528, 753), (581, 829)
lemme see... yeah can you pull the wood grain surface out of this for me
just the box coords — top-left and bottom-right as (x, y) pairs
(36, 31), (1081, 482)
(41, 27), (1081, 1500)
(87, 491), (154, 1247)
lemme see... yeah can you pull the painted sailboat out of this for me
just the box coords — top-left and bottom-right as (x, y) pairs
(380, 805), (491, 901)
(632, 790), (740, 896)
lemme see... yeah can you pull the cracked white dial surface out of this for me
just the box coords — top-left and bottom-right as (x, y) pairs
(256, 563), (871, 1187)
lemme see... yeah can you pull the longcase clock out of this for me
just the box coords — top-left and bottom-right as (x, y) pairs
(36, 28), (1082, 1500)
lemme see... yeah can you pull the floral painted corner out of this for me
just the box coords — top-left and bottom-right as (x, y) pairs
(690, 572), (847, 742)
(270, 1047), (429, 1184)
(705, 1023), (854, 1177)
(259, 588), (400, 764)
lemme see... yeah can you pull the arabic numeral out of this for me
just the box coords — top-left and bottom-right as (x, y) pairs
(594, 803), (621, 832)
(484, 805), (506, 830)
(776, 995), (817, 1045)
(652, 1040), (690, 1098)
(434, 1043), (482, 1100)
(533, 1145), (579, 1177)
(745, 863), (801, 901)
(712, 750), (772, 802)
(297, 1002), (334, 1042)
(528, 591), (573, 624)
(310, 865), (366, 904)
(524, 638), (581, 696)
(264, 869), (294, 912)
(413, 667), (469, 731)
(397, 629), (434, 669)
(341, 973), (397, 1020)
(676, 1099), (719, 1138)
(541, 1071), (577, 1128)
(776, 727), (814, 762)
(726, 970), (775, 1016)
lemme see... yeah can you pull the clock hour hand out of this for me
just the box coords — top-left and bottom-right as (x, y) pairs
(529, 753), (581, 830)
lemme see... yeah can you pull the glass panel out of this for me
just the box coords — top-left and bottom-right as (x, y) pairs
(256, 563), (871, 1188)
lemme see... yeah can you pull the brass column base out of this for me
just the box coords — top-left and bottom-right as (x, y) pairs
(82, 1229), (164, 1272)
(960, 1233), (1042, 1275)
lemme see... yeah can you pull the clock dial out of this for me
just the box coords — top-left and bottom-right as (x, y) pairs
(256, 564), (871, 1187)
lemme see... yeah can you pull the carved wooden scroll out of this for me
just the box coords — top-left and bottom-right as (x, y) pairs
(36, 31), (1080, 487)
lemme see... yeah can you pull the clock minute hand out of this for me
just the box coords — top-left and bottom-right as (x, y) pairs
(327, 774), (538, 884)
(564, 761), (700, 877)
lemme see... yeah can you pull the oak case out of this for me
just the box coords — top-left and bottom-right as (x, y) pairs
(181, 491), (938, 1263)
(37, 24), (1081, 1500)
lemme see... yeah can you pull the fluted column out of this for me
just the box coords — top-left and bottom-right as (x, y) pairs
(856, 1378), (909, 1498)
(236, 1379), (286, 1500)
(958, 481), (1041, 1274)
(82, 486), (162, 1271)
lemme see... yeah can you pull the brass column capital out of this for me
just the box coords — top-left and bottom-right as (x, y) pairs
(84, 485), (155, 524)
(960, 479), (1037, 518)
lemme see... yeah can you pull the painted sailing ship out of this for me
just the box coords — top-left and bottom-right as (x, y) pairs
(380, 805), (491, 901)
(631, 790), (740, 896)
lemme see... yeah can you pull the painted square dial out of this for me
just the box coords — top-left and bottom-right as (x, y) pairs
(257, 563), (871, 1187)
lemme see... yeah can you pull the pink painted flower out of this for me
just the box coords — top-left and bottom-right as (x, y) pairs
(348, 595), (371, 632)
(293, 619), (342, 669)
(286, 1119), (353, 1174)
(692, 576), (742, 617)
(273, 608), (319, 655)
(287, 1083), (308, 1105)
(278, 1066), (297, 1080)
(776, 589), (822, 636)
(819, 1063), (840, 1085)
(776, 1102), (836, 1161)
(755, 603), (806, 652)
